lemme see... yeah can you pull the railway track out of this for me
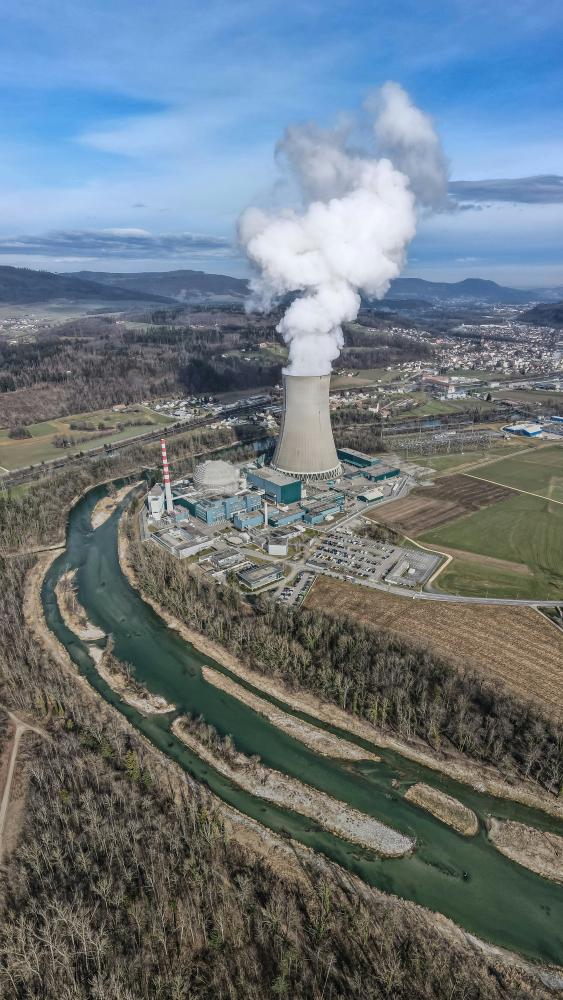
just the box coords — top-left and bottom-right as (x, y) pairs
(0, 401), (264, 489)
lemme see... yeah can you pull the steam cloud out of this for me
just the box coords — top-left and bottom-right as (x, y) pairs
(238, 82), (447, 375)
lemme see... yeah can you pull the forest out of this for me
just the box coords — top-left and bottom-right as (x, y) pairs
(131, 537), (563, 797)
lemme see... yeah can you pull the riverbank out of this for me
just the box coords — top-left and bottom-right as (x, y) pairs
(405, 782), (479, 836)
(95, 643), (175, 716)
(172, 716), (414, 857)
(119, 513), (563, 823)
(91, 481), (142, 529)
(53, 568), (175, 716)
(202, 666), (380, 762)
(487, 818), (563, 884)
(55, 570), (105, 640)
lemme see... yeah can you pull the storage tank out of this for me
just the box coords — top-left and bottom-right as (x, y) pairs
(271, 374), (342, 481)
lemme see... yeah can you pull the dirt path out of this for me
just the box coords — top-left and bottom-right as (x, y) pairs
(0, 711), (46, 860)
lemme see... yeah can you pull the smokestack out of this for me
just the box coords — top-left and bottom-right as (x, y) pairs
(271, 374), (342, 482)
(160, 439), (174, 514)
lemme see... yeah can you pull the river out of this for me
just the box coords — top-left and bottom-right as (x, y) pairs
(41, 480), (563, 966)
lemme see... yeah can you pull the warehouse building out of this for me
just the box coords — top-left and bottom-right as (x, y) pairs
(504, 422), (543, 437)
(246, 467), (302, 504)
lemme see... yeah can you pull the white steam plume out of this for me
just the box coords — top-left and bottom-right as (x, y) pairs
(238, 82), (447, 376)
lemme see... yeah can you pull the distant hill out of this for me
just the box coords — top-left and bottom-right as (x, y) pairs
(0, 264), (556, 310)
(383, 277), (540, 305)
(0, 266), (173, 305)
(73, 268), (249, 303)
(519, 302), (563, 326)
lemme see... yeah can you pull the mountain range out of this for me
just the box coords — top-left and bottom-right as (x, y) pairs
(0, 263), (560, 309)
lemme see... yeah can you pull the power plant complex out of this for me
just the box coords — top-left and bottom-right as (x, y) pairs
(143, 380), (422, 591)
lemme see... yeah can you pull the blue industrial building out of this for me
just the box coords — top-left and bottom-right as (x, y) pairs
(177, 490), (261, 525)
(267, 507), (304, 527)
(364, 464), (400, 482)
(301, 493), (345, 524)
(504, 423), (543, 437)
(337, 447), (379, 469)
(233, 510), (264, 530)
(246, 468), (302, 504)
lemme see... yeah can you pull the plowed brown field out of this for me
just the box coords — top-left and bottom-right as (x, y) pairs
(305, 576), (563, 717)
(370, 474), (512, 536)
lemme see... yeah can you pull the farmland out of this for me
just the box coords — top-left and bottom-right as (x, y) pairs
(305, 575), (563, 716)
(370, 474), (512, 536)
(0, 405), (172, 471)
(421, 492), (563, 600)
(406, 438), (540, 475)
(466, 443), (563, 501)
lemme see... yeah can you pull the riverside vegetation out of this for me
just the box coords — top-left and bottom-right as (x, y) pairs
(0, 471), (561, 997)
(130, 532), (563, 798)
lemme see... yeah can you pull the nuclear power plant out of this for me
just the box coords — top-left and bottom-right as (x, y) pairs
(271, 374), (342, 482)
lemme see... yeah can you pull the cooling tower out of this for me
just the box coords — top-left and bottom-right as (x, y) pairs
(271, 374), (342, 481)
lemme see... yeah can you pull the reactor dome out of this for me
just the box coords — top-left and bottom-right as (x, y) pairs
(193, 459), (240, 494)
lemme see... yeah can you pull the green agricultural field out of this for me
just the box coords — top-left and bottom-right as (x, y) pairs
(408, 439), (541, 474)
(421, 491), (563, 599)
(469, 443), (563, 500)
(0, 404), (173, 471)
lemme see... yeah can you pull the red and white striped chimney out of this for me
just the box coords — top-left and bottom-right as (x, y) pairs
(160, 438), (174, 514)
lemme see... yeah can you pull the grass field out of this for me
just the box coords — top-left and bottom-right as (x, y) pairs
(0, 405), (172, 471)
(407, 439), (541, 474)
(466, 443), (563, 501)
(305, 575), (563, 716)
(421, 492), (563, 600)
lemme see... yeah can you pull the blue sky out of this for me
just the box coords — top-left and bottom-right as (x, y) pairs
(0, 0), (562, 285)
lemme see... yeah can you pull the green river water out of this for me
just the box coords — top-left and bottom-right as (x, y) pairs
(41, 481), (563, 967)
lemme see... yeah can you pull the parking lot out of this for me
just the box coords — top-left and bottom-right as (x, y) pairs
(306, 529), (441, 588)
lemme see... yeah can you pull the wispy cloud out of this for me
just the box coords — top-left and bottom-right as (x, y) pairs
(449, 174), (563, 205)
(0, 229), (234, 260)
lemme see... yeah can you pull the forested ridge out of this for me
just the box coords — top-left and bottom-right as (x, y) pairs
(131, 536), (563, 796)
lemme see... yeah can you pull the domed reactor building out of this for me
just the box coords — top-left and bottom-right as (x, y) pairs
(193, 459), (240, 494)
(271, 374), (342, 482)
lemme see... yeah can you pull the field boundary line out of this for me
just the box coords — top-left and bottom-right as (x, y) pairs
(464, 473), (563, 506)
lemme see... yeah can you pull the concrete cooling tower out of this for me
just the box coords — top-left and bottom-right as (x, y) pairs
(271, 374), (342, 481)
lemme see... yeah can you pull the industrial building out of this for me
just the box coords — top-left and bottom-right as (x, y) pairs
(504, 422), (543, 437)
(237, 563), (284, 591)
(147, 484), (165, 520)
(246, 467), (302, 504)
(153, 524), (211, 559)
(364, 463), (401, 482)
(336, 447), (379, 469)
(271, 374), (342, 481)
